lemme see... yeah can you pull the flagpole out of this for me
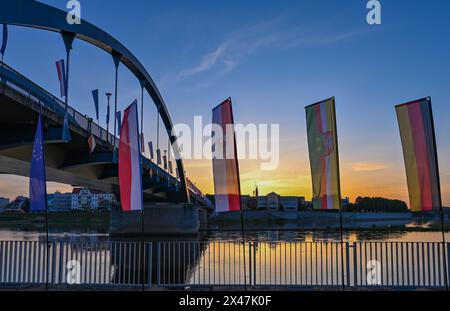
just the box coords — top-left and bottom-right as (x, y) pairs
(428, 98), (448, 291)
(339, 207), (345, 290)
(139, 82), (146, 291)
(112, 53), (121, 162)
(140, 205), (145, 291)
(330, 97), (346, 291)
(1, 23), (8, 84)
(156, 109), (160, 152)
(228, 98), (247, 290)
(1, 55), (4, 83)
(140, 80), (145, 155)
(45, 183), (49, 291)
(38, 102), (49, 291)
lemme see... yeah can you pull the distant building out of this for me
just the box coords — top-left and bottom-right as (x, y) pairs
(3, 196), (27, 213)
(71, 188), (116, 211)
(0, 197), (10, 208)
(342, 197), (350, 209)
(47, 192), (72, 212)
(46, 188), (117, 212)
(267, 192), (280, 211)
(257, 196), (268, 210)
(257, 192), (305, 212)
(240, 195), (250, 210)
(280, 196), (303, 212)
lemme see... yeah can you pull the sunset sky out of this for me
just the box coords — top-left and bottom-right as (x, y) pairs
(1, 0), (450, 207)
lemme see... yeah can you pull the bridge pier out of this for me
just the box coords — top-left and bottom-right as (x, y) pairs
(110, 203), (200, 236)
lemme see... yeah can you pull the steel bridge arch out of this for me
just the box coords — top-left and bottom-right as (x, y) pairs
(0, 0), (189, 202)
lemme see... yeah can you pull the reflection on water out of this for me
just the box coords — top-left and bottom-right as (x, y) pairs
(0, 229), (448, 243)
(206, 230), (449, 243)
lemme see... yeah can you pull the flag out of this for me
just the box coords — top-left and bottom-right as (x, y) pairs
(163, 154), (167, 170)
(62, 113), (71, 141)
(92, 89), (99, 121)
(29, 110), (47, 212)
(168, 161), (173, 175)
(140, 133), (145, 153)
(56, 59), (66, 98)
(106, 102), (110, 124)
(88, 134), (96, 154)
(1, 24), (7, 56)
(396, 98), (441, 212)
(305, 97), (341, 210)
(156, 149), (162, 165)
(118, 100), (143, 212)
(116, 111), (122, 136)
(148, 141), (154, 159)
(212, 98), (241, 213)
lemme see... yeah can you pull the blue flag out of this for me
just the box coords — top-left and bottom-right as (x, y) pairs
(62, 113), (71, 141)
(106, 102), (110, 124)
(1, 24), (7, 56)
(29, 111), (47, 212)
(92, 89), (99, 120)
(116, 111), (122, 136)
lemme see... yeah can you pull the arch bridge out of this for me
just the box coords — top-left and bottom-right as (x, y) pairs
(0, 0), (212, 234)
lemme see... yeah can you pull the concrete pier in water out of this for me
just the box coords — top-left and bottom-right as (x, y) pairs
(110, 203), (200, 236)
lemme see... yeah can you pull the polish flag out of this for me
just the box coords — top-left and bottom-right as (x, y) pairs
(55, 59), (66, 98)
(212, 98), (242, 213)
(88, 134), (96, 154)
(118, 100), (143, 212)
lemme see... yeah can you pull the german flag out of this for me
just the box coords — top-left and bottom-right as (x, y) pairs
(305, 97), (341, 210)
(396, 98), (441, 212)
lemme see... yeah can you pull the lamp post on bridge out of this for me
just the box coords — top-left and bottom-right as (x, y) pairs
(106, 92), (112, 144)
(61, 31), (76, 142)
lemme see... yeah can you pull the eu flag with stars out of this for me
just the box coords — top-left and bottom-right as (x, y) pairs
(29, 111), (47, 212)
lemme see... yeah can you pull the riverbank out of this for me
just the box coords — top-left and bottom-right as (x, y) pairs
(0, 211), (448, 234)
(0, 212), (109, 232)
(210, 211), (449, 231)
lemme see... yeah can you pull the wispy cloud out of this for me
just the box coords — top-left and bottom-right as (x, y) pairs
(176, 19), (283, 80)
(177, 43), (230, 79)
(351, 162), (389, 172)
(175, 19), (373, 81)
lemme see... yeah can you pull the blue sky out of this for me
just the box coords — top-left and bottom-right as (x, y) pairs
(1, 0), (450, 205)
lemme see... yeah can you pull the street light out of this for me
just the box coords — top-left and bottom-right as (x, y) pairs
(106, 92), (112, 144)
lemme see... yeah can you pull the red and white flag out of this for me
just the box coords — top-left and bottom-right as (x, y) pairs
(118, 100), (143, 212)
(212, 98), (241, 213)
(88, 134), (96, 154)
(55, 59), (66, 98)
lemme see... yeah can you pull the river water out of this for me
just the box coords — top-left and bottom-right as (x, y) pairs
(0, 228), (448, 243)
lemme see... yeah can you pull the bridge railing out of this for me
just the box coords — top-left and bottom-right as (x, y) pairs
(0, 240), (152, 287)
(0, 240), (448, 289)
(158, 240), (450, 289)
(0, 61), (116, 147)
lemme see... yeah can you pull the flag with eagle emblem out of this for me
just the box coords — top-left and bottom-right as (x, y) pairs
(305, 97), (341, 210)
